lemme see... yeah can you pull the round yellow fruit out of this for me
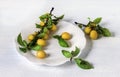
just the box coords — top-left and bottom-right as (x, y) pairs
(33, 32), (38, 36)
(61, 32), (71, 40)
(36, 50), (46, 59)
(28, 34), (34, 41)
(40, 21), (45, 26)
(37, 39), (46, 46)
(51, 24), (57, 31)
(90, 30), (98, 40)
(43, 34), (49, 40)
(84, 27), (91, 34)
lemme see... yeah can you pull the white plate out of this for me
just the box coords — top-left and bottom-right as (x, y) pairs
(15, 21), (86, 66)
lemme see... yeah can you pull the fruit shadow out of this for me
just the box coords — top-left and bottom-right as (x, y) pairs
(79, 35), (93, 59)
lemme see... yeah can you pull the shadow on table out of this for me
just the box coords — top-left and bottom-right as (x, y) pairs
(57, 61), (75, 68)
(79, 35), (93, 59)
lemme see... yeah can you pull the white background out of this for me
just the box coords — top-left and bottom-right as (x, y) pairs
(1, 0), (120, 77)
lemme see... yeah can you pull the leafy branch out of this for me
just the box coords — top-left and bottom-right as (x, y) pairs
(53, 35), (69, 48)
(17, 7), (64, 53)
(17, 33), (42, 53)
(75, 17), (111, 38)
(62, 47), (93, 70)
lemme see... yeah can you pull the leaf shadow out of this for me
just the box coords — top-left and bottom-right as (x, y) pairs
(56, 61), (75, 68)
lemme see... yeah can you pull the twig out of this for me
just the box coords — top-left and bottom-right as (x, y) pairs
(75, 22), (87, 27)
(50, 7), (54, 15)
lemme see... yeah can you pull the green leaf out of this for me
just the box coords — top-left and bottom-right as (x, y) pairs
(87, 17), (91, 21)
(37, 33), (46, 38)
(39, 13), (49, 21)
(54, 15), (64, 20)
(53, 15), (64, 25)
(17, 33), (24, 46)
(19, 47), (27, 53)
(53, 35), (69, 47)
(36, 24), (42, 28)
(47, 17), (53, 29)
(58, 15), (64, 19)
(62, 50), (72, 58)
(93, 17), (102, 24)
(78, 24), (83, 28)
(52, 21), (58, 25)
(32, 45), (42, 51)
(43, 27), (48, 33)
(59, 38), (69, 47)
(74, 58), (82, 64)
(101, 28), (111, 37)
(23, 40), (27, 47)
(74, 58), (93, 69)
(53, 35), (60, 39)
(71, 47), (80, 57)
(95, 25), (102, 34)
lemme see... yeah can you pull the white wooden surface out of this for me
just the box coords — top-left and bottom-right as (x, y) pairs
(0, 0), (120, 77)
